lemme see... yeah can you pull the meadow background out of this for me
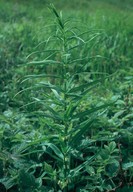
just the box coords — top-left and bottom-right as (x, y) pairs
(0, 0), (133, 191)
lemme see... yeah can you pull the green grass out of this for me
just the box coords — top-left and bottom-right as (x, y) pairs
(0, 0), (133, 77)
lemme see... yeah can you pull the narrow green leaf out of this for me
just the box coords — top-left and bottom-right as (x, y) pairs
(68, 35), (85, 43)
(69, 57), (88, 64)
(37, 82), (63, 92)
(45, 143), (64, 160)
(44, 105), (63, 121)
(73, 103), (113, 119)
(68, 43), (84, 51)
(21, 74), (61, 83)
(51, 89), (61, 100)
(69, 153), (98, 177)
(68, 79), (100, 93)
(85, 33), (101, 43)
(27, 59), (62, 66)
(70, 119), (94, 145)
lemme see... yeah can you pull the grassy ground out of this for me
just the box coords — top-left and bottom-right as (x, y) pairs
(1, 0), (132, 90)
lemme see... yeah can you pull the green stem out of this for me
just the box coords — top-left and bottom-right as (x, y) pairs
(62, 26), (70, 192)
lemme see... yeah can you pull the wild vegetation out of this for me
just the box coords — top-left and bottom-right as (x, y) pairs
(0, 0), (133, 191)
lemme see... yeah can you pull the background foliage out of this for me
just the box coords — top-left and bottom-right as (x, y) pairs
(0, 0), (133, 191)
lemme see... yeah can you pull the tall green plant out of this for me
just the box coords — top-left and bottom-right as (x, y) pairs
(17, 5), (115, 191)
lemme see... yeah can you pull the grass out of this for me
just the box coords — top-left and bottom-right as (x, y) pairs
(1, 0), (133, 77)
